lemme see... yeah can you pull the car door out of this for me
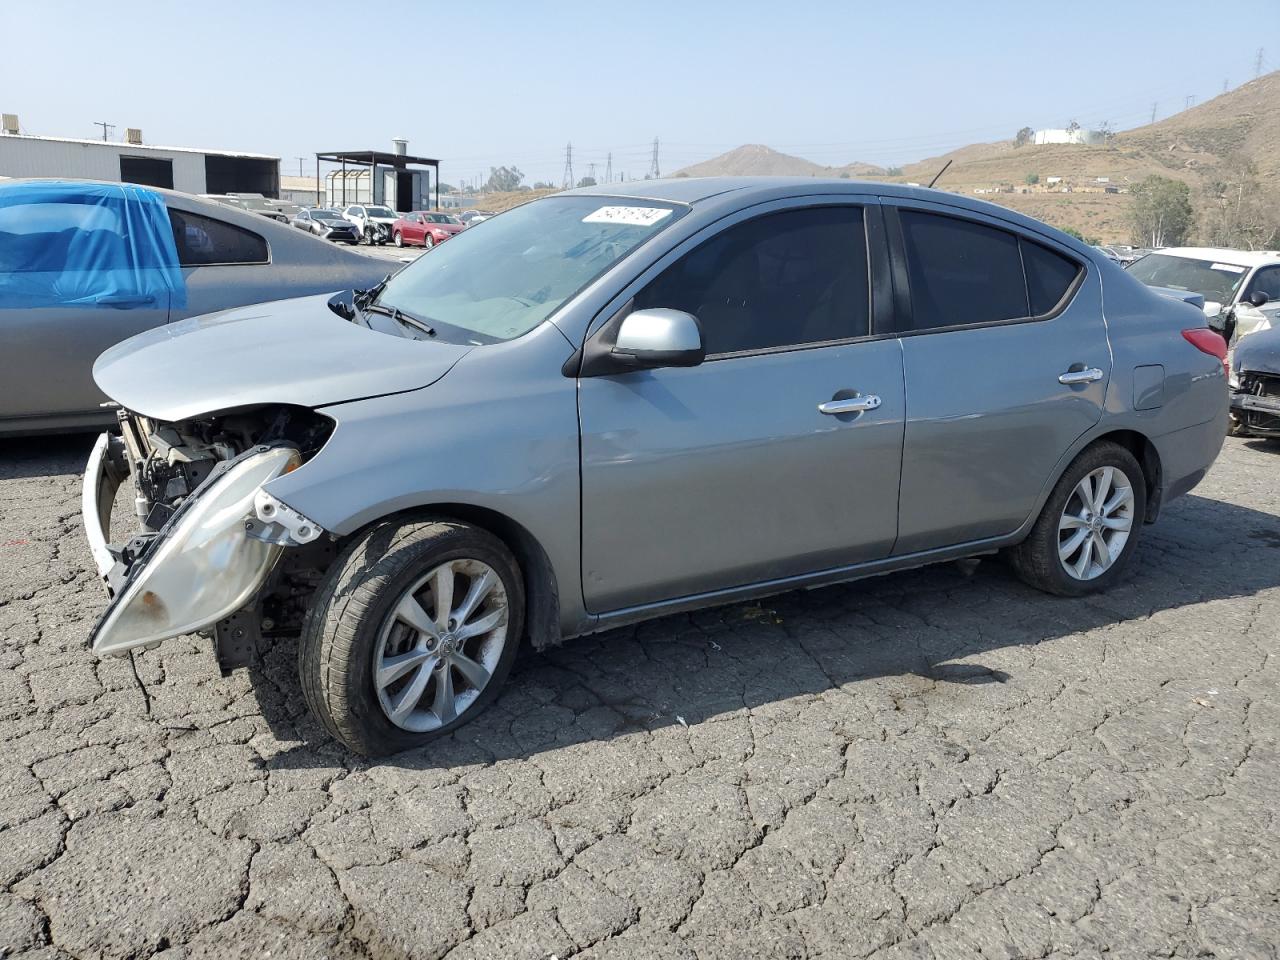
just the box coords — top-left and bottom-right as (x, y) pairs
(578, 200), (905, 612)
(883, 200), (1107, 555)
(406, 214), (425, 244)
(1240, 264), (1280, 328)
(0, 191), (172, 426)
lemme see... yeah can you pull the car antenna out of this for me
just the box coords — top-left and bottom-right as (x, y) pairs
(927, 160), (952, 189)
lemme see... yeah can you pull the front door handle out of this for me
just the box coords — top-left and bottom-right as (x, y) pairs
(1058, 367), (1104, 385)
(818, 394), (881, 415)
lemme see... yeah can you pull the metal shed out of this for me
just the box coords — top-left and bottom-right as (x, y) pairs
(315, 143), (440, 213)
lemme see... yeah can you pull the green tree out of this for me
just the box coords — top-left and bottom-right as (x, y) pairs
(576, 176), (597, 188)
(886, 166), (904, 176)
(1199, 160), (1280, 250)
(1025, 173), (1040, 185)
(485, 165), (525, 193)
(1014, 126), (1035, 147)
(1060, 225), (1100, 245)
(1129, 175), (1193, 247)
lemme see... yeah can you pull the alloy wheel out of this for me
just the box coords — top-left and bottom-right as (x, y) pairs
(373, 558), (509, 732)
(1057, 466), (1135, 580)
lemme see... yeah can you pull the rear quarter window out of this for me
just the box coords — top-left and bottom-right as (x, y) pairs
(169, 210), (268, 266)
(1022, 240), (1083, 315)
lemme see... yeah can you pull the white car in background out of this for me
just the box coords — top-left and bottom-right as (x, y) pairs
(342, 204), (400, 245)
(1128, 247), (1280, 343)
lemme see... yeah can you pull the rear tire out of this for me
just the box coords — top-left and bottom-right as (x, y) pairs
(299, 519), (524, 756)
(1008, 441), (1146, 597)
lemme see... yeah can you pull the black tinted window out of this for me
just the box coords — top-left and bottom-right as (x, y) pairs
(1246, 265), (1280, 302)
(634, 206), (869, 355)
(1022, 239), (1081, 315)
(169, 210), (268, 266)
(899, 211), (1027, 330)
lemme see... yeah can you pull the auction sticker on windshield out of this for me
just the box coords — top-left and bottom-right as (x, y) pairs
(1211, 263), (1247, 273)
(583, 206), (673, 227)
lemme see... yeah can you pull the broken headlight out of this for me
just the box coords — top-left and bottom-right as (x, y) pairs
(91, 446), (306, 656)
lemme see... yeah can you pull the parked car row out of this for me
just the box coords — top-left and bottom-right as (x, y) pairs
(288, 204), (467, 248)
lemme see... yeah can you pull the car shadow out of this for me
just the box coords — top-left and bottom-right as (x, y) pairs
(0, 431), (99, 481)
(248, 490), (1280, 770)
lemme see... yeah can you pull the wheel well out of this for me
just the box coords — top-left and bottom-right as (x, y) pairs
(341, 504), (562, 651)
(1089, 429), (1163, 522)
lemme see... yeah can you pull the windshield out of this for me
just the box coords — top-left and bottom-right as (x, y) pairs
(313, 209), (342, 218)
(367, 206), (395, 218)
(238, 197), (271, 211)
(376, 195), (684, 343)
(424, 213), (457, 224)
(1128, 253), (1249, 304)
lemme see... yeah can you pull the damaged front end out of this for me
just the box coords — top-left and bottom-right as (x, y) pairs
(1229, 327), (1280, 438)
(83, 406), (335, 669)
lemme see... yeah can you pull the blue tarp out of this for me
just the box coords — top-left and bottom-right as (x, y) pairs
(0, 180), (186, 309)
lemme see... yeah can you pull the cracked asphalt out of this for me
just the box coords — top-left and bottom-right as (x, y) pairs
(1, 432), (1278, 960)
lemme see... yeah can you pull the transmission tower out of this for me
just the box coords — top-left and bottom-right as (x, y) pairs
(648, 137), (661, 179)
(1184, 94), (1195, 110)
(604, 152), (613, 183)
(1256, 48), (1266, 78)
(562, 142), (574, 190)
(586, 162), (597, 184)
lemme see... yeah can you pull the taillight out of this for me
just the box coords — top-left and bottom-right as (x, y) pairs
(1182, 328), (1228, 376)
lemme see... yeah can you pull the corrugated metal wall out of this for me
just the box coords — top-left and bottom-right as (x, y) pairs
(0, 138), (202, 192)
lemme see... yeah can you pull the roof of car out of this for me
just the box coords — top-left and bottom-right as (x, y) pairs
(1152, 247), (1280, 267)
(561, 177), (1100, 255)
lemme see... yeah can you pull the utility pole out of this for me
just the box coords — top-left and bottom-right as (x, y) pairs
(586, 162), (597, 184)
(295, 157), (308, 177)
(1223, 78), (1229, 94)
(93, 121), (114, 141)
(1150, 102), (1158, 124)
(1256, 47), (1265, 78)
(648, 137), (660, 179)
(562, 142), (574, 190)
(1184, 94), (1195, 110)
(604, 152), (613, 184)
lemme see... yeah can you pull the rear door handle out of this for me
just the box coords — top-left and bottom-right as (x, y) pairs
(818, 395), (881, 415)
(95, 294), (157, 308)
(1058, 367), (1104, 385)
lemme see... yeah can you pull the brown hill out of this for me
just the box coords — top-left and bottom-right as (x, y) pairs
(673, 144), (884, 178)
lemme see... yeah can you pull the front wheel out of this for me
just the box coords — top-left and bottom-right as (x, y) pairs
(393, 231), (403, 247)
(299, 520), (525, 755)
(1008, 441), (1146, 596)
(422, 234), (435, 250)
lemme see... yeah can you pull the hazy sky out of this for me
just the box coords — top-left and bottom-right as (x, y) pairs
(3, 0), (1277, 187)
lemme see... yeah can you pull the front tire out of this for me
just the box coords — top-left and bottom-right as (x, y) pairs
(422, 234), (435, 250)
(393, 231), (403, 247)
(299, 520), (525, 756)
(1008, 441), (1146, 597)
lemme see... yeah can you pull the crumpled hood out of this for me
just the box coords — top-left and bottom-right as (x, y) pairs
(1234, 324), (1280, 376)
(94, 293), (471, 422)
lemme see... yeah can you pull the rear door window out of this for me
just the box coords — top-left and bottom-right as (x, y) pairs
(898, 210), (1027, 330)
(169, 210), (268, 266)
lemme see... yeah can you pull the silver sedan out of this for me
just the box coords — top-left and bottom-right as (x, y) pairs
(83, 178), (1228, 755)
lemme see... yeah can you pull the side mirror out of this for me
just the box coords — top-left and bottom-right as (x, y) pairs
(575, 308), (705, 377)
(612, 309), (705, 369)
(1247, 290), (1271, 308)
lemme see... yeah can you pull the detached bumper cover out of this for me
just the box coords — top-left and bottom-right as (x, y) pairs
(81, 432), (128, 582)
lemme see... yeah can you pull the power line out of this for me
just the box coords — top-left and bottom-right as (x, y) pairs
(562, 142), (574, 190)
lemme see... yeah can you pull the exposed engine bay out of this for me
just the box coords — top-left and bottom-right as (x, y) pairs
(97, 405), (338, 670)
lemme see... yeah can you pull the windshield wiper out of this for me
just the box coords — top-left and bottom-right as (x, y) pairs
(362, 302), (437, 338)
(354, 274), (391, 309)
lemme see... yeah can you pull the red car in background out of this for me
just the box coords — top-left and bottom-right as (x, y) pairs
(391, 211), (465, 248)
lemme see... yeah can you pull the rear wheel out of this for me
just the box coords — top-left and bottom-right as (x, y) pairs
(299, 520), (524, 756)
(1008, 441), (1146, 596)
(393, 231), (403, 247)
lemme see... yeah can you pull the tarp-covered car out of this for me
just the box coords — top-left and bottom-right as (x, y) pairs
(0, 180), (389, 435)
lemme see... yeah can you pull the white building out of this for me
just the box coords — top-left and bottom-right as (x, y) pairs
(1032, 127), (1106, 146)
(0, 120), (280, 196)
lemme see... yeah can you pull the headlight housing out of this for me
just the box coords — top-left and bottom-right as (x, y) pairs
(91, 446), (302, 656)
